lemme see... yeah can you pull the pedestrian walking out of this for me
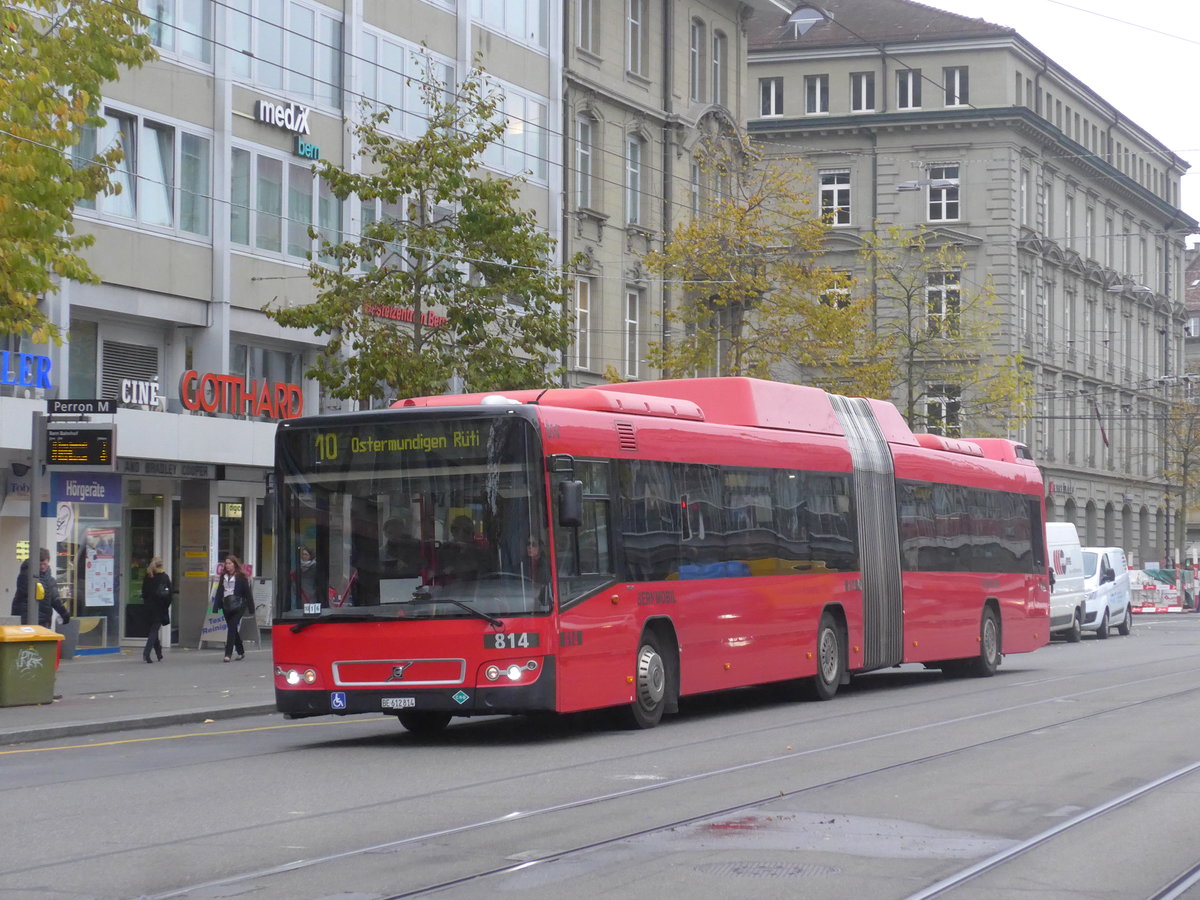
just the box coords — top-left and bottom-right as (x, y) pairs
(142, 556), (172, 663)
(12, 548), (70, 628)
(211, 555), (253, 662)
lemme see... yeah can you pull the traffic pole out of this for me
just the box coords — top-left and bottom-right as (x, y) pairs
(25, 411), (44, 627)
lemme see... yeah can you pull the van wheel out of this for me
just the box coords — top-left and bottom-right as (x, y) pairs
(1095, 609), (1109, 639)
(1066, 608), (1082, 643)
(1117, 605), (1133, 636)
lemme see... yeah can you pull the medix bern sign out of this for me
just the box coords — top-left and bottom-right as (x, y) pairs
(179, 370), (303, 419)
(255, 99), (311, 135)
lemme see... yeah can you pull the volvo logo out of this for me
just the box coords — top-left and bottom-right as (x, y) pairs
(389, 662), (415, 681)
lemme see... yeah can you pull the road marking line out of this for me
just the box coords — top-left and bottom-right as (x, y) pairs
(0, 716), (391, 754)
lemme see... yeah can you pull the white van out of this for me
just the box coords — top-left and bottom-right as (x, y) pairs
(1080, 546), (1133, 638)
(1046, 523), (1087, 642)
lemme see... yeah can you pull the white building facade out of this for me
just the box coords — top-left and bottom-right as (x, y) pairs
(2, 0), (562, 648)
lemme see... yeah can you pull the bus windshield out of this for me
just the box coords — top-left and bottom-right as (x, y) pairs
(276, 413), (550, 621)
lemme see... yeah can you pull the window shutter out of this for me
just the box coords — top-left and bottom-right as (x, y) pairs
(101, 341), (159, 399)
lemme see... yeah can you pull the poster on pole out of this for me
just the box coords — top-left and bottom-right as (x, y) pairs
(84, 527), (115, 607)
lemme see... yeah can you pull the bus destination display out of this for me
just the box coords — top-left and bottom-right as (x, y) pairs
(46, 425), (115, 468)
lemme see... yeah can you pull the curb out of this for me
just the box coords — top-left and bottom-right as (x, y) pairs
(0, 703), (278, 748)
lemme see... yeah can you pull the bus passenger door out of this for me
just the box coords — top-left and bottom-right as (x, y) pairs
(552, 465), (629, 713)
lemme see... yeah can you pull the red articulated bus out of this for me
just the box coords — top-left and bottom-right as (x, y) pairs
(272, 377), (1049, 733)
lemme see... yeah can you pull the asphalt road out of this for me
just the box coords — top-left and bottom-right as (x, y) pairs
(4, 615), (1200, 900)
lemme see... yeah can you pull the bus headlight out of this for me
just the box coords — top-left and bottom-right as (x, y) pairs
(482, 660), (539, 683)
(276, 665), (318, 686)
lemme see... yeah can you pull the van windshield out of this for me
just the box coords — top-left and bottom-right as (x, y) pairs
(1082, 551), (1099, 577)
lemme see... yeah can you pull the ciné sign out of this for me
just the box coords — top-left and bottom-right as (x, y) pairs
(179, 370), (303, 420)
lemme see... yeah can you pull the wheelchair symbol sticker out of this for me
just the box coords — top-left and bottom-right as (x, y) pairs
(331, 692), (347, 710)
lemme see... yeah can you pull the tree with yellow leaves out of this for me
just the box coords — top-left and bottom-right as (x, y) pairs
(858, 224), (1033, 436)
(0, 2), (155, 342)
(642, 133), (891, 397)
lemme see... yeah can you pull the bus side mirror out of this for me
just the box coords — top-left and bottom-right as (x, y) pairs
(558, 480), (583, 527)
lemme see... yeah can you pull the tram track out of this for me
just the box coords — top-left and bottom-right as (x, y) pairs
(143, 655), (1200, 900)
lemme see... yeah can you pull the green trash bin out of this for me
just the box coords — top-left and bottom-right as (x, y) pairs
(0, 625), (64, 707)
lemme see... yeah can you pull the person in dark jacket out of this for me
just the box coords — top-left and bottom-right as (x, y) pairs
(142, 556), (172, 663)
(12, 548), (70, 628)
(210, 555), (253, 662)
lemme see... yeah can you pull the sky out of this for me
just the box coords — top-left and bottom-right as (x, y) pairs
(923, 0), (1200, 233)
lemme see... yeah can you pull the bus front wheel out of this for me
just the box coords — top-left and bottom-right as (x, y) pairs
(397, 711), (452, 735)
(621, 633), (668, 729)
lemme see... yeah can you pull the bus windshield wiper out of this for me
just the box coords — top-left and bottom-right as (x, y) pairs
(438, 597), (504, 628)
(411, 585), (504, 628)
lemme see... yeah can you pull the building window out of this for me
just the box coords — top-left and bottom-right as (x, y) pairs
(820, 272), (852, 309)
(926, 269), (961, 336)
(625, 290), (641, 378)
(576, 116), (594, 209)
(1085, 206), (1095, 258)
(943, 66), (968, 106)
(230, 146), (340, 260)
(851, 71), (875, 112)
(574, 278), (592, 370)
(481, 80), (550, 183)
(142, 0), (213, 64)
(760, 77), (783, 117)
(469, 0), (549, 49)
(361, 35), (455, 140)
(576, 0), (595, 51)
(805, 74), (829, 114)
(625, 135), (644, 225)
(712, 31), (727, 106)
(1064, 195), (1075, 250)
(626, 0), (647, 76)
(689, 19), (706, 102)
(926, 384), (962, 437)
(74, 108), (212, 236)
(690, 159), (702, 216)
(927, 164), (959, 221)
(226, 0), (342, 108)
(819, 170), (851, 225)
(897, 68), (921, 109)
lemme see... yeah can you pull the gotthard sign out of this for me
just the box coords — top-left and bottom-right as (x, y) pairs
(179, 370), (303, 420)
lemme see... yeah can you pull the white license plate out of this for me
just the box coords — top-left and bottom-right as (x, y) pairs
(382, 697), (416, 710)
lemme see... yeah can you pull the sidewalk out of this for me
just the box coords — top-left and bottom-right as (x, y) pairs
(0, 644), (276, 746)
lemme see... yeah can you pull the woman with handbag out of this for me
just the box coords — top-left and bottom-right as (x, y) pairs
(211, 556), (253, 662)
(142, 556), (172, 664)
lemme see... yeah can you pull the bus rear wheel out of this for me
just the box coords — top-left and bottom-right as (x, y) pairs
(620, 633), (668, 729)
(811, 611), (844, 701)
(963, 606), (1001, 677)
(397, 711), (452, 735)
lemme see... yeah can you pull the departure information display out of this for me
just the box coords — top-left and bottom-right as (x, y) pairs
(46, 425), (115, 469)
